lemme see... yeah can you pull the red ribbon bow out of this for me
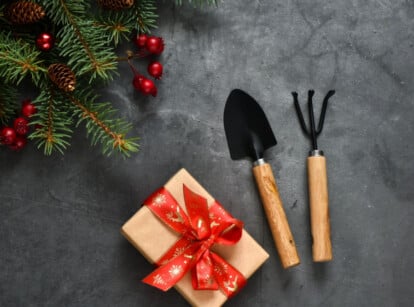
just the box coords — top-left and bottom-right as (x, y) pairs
(142, 185), (247, 297)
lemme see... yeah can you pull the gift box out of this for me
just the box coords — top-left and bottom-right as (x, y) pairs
(121, 169), (269, 307)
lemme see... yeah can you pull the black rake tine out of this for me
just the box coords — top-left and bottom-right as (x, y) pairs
(292, 92), (310, 136)
(307, 90), (318, 150)
(316, 90), (335, 135)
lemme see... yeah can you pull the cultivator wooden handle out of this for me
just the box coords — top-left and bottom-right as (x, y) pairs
(307, 155), (332, 262)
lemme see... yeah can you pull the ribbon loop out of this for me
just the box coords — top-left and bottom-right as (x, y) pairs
(142, 185), (246, 297)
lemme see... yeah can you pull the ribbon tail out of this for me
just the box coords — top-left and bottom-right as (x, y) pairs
(143, 243), (200, 291)
(210, 252), (247, 298)
(143, 251), (195, 291)
(191, 251), (219, 290)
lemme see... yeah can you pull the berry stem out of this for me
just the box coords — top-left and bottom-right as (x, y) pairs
(127, 60), (140, 76)
(116, 50), (149, 62)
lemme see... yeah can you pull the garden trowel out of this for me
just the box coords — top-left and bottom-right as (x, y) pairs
(224, 89), (300, 269)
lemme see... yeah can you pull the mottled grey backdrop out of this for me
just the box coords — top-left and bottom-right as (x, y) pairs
(1, 1), (413, 306)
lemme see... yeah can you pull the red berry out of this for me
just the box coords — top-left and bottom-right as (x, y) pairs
(146, 36), (164, 54)
(22, 100), (37, 118)
(134, 34), (148, 48)
(13, 117), (29, 135)
(147, 61), (163, 79)
(140, 78), (157, 97)
(9, 135), (27, 151)
(155, 41), (164, 54)
(0, 127), (16, 145)
(36, 32), (55, 52)
(132, 74), (145, 90)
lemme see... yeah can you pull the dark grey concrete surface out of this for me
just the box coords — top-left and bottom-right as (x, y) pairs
(1, 1), (413, 306)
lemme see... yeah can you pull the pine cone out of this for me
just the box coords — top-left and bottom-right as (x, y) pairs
(6, 1), (46, 25)
(97, 0), (134, 10)
(48, 64), (76, 92)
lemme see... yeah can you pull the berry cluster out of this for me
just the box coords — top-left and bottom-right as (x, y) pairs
(0, 100), (37, 151)
(130, 34), (164, 97)
(35, 32), (54, 52)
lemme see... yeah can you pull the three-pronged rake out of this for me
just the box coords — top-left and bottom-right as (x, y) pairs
(292, 90), (335, 262)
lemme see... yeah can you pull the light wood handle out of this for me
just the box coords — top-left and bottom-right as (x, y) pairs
(253, 163), (300, 268)
(307, 156), (332, 262)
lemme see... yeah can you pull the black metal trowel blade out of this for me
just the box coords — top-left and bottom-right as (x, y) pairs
(223, 89), (277, 161)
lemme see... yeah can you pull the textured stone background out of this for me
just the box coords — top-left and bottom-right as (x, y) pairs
(1, 1), (413, 306)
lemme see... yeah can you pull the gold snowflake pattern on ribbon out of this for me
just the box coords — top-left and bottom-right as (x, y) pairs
(152, 194), (167, 207)
(169, 265), (183, 277)
(214, 262), (228, 276)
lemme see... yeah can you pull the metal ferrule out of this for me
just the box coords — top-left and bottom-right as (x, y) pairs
(253, 158), (266, 166)
(309, 149), (324, 157)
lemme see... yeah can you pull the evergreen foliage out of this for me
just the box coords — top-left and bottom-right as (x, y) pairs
(0, 0), (216, 157)
(29, 84), (74, 155)
(134, 0), (157, 34)
(94, 11), (134, 46)
(0, 32), (47, 86)
(43, 0), (118, 82)
(0, 81), (19, 126)
(70, 89), (139, 156)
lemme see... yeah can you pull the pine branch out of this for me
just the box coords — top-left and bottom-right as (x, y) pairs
(0, 81), (19, 125)
(1, 0), (217, 157)
(94, 11), (135, 46)
(0, 32), (47, 86)
(69, 90), (139, 157)
(42, 0), (118, 82)
(134, 0), (158, 33)
(41, 0), (87, 24)
(29, 85), (74, 155)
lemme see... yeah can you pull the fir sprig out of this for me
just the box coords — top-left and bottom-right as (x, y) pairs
(94, 11), (135, 46)
(0, 0), (216, 157)
(29, 86), (74, 155)
(0, 81), (19, 126)
(134, 0), (158, 33)
(42, 0), (118, 82)
(40, 0), (86, 24)
(69, 89), (139, 156)
(0, 32), (47, 86)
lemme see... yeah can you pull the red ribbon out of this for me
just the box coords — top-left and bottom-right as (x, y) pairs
(142, 185), (247, 298)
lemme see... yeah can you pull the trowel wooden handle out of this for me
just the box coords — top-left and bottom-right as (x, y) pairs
(307, 156), (332, 262)
(253, 163), (300, 268)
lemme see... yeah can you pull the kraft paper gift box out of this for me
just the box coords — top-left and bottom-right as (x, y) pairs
(121, 168), (269, 307)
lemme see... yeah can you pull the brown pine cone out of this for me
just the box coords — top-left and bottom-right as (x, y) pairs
(97, 0), (134, 10)
(48, 64), (76, 92)
(6, 1), (46, 25)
